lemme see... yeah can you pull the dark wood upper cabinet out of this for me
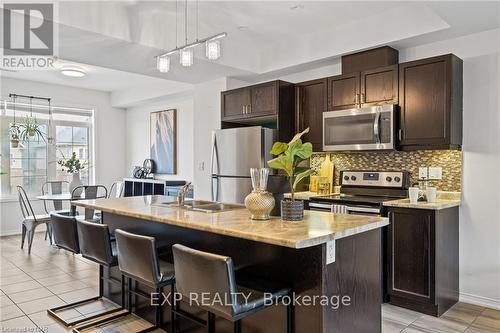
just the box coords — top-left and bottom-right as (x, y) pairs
(327, 73), (360, 111)
(296, 79), (327, 151)
(221, 80), (295, 142)
(342, 46), (399, 74)
(387, 206), (459, 317)
(360, 64), (398, 106)
(249, 81), (278, 116)
(221, 88), (250, 120)
(398, 54), (463, 150)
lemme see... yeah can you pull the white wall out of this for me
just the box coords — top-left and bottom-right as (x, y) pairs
(192, 78), (227, 200)
(0, 77), (127, 235)
(125, 94), (194, 182)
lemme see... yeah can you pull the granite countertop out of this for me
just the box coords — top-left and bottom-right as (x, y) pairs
(383, 198), (461, 210)
(284, 188), (341, 201)
(383, 191), (461, 210)
(72, 195), (388, 249)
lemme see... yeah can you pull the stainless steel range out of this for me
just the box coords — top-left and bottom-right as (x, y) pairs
(309, 170), (410, 216)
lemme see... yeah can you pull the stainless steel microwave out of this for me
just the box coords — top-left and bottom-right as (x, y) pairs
(323, 104), (396, 151)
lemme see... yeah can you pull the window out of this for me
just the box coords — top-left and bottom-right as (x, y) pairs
(55, 125), (90, 185)
(0, 100), (94, 198)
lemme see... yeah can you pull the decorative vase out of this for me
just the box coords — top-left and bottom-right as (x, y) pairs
(244, 168), (275, 220)
(281, 199), (304, 221)
(10, 140), (19, 148)
(69, 172), (82, 195)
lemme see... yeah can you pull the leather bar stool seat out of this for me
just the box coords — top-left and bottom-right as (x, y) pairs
(113, 229), (176, 333)
(47, 214), (127, 328)
(172, 244), (294, 333)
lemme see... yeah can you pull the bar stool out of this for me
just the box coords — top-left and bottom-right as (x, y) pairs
(47, 213), (126, 328)
(172, 244), (294, 333)
(114, 229), (176, 333)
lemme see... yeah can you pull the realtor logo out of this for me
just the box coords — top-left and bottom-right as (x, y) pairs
(3, 3), (54, 56)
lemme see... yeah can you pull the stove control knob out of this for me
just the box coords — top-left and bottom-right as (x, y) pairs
(343, 176), (349, 181)
(394, 176), (401, 183)
(351, 176), (357, 181)
(386, 176), (392, 182)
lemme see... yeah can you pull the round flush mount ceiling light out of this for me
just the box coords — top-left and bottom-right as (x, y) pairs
(60, 67), (86, 78)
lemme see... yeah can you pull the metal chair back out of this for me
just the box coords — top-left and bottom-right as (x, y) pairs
(108, 181), (123, 198)
(17, 186), (36, 221)
(71, 185), (108, 219)
(41, 181), (69, 213)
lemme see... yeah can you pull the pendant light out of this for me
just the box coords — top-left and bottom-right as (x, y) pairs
(155, 0), (226, 72)
(180, 0), (193, 67)
(206, 39), (220, 60)
(157, 55), (170, 72)
(179, 48), (193, 67)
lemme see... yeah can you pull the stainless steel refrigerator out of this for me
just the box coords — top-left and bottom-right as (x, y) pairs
(211, 126), (276, 203)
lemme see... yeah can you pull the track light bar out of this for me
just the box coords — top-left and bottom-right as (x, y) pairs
(156, 32), (227, 59)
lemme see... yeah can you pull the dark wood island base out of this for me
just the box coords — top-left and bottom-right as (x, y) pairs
(101, 213), (382, 333)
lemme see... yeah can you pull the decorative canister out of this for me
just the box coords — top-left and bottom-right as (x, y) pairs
(281, 199), (304, 221)
(244, 168), (275, 220)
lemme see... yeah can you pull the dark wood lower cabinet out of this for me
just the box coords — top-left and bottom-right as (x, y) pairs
(386, 207), (459, 316)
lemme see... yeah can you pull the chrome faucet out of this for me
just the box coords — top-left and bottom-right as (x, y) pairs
(177, 182), (192, 206)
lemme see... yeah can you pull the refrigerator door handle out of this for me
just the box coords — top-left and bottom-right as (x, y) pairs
(210, 131), (219, 201)
(210, 131), (218, 176)
(211, 176), (219, 202)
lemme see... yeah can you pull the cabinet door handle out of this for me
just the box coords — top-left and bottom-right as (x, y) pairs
(398, 129), (403, 141)
(248, 105), (251, 114)
(361, 93), (365, 103)
(355, 93), (359, 104)
(243, 105), (246, 114)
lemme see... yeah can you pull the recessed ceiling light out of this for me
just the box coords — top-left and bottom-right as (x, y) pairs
(60, 67), (86, 78)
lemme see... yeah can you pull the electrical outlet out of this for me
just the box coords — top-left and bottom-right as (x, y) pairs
(419, 167), (428, 179)
(326, 240), (336, 265)
(429, 167), (442, 180)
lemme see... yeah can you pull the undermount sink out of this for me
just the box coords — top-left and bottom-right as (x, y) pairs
(190, 202), (244, 213)
(153, 200), (243, 213)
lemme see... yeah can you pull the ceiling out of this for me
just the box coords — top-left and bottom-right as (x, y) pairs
(1, 1), (499, 92)
(0, 59), (186, 92)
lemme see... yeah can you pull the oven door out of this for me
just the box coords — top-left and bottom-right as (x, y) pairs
(323, 104), (395, 151)
(308, 202), (334, 212)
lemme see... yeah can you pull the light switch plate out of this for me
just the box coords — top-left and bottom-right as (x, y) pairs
(326, 240), (336, 265)
(419, 167), (428, 179)
(198, 162), (204, 171)
(429, 167), (442, 180)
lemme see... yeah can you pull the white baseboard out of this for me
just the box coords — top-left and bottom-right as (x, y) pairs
(460, 292), (500, 310)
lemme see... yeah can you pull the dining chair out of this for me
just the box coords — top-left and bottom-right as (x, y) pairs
(17, 186), (52, 254)
(71, 185), (108, 221)
(41, 180), (70, 213)
(108, 181), (124, 198)
(41, 180), (71, 241)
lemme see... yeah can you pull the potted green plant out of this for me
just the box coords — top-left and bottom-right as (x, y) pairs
(9, 123), (20, 148)
(58, 152), (85, 193)
(19, 116), (45, 143)
(267, 128), (313, 221)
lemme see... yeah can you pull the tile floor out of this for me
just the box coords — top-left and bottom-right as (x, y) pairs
(1, 232), (500, 333)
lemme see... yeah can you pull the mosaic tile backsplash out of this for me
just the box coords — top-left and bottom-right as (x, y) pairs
(310, 150), (462, 192)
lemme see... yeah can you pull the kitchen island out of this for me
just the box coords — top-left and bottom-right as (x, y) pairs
(73, 195), (389, 333)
